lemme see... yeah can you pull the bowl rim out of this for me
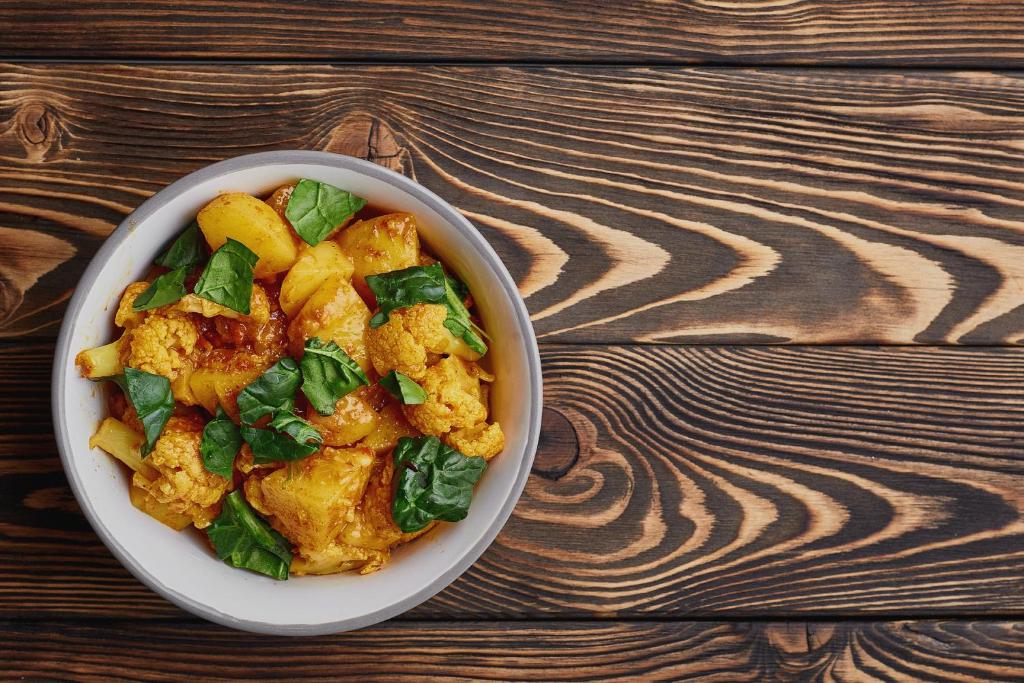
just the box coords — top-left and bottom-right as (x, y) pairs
(51, 150), (542, 635)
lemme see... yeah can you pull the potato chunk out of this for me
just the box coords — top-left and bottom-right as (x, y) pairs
(359, 402), (419, 454)
(188, 350), (275, 420)
(197, 192), (299, 278)
(279, 241), (355, 317)
(305, 388), (379, 447)
(244, 447), (375, 553)
(337, 212), (419, 298)
(287, 275), (371, 372)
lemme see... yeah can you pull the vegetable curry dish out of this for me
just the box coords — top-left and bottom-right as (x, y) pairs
(75, 179), (504, 579)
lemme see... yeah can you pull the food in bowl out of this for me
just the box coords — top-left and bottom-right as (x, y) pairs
(74, 178), (504, 580)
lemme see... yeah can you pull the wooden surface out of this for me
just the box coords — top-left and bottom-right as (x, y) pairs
(3, 3), (1024, 681)
(4, 65), (1024, 344)
(1, 1), (1024, 65)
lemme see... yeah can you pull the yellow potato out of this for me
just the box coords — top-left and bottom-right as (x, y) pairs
(359, 402), (419, 454)
(337, 212), (419, 297)
(244, 446), (375, 552)
(197, 192), (299, 278)
(129, 484), (192, 531)
(279, 241), (355, 317)
(305, 389), (379, 447)
(287, 275), (371, 372)
(188, 350), (270, 420)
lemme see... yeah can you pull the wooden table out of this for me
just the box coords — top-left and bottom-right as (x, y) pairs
(3, 2), (1024, 679)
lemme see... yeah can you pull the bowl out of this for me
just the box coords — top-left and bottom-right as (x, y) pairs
(51, 150), (542, 635)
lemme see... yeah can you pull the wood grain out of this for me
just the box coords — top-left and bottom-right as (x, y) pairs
(2, 64), (1024, 343)
(1, 1), (1023, 65)
(2, 619), (1024, 681)
(6, 340), (1024, 619)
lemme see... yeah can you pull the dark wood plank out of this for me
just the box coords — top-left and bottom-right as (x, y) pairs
(6, 340), (1024, 619)
(2, 619), (1024, 681)
(2, 65), (1024, 343)
(1, 1), (1023, 65)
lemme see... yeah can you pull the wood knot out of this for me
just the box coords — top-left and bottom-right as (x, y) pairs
(532, 407), (579, 481)
(322, 113), (412, 176)
(11, 101), (63, 162)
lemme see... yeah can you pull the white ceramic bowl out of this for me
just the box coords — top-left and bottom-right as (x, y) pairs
(52, 151), (541, 635)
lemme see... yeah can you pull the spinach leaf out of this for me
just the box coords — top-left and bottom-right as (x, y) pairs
(300, 337), (368, 415)
(442, 275), (487, 355)
(131, 267), (189, 311)
(285, 178), (367, 246)
(113, 367), (174, 456)
(206, 490), (291, 580)
(392, 435), (486, 532)
(268, 411), (323, 447)
(366, 263), (447, 328)
(200, 406), (241, 478)
(365, 265), (487, 354)
(379, 370), (427, 405)
(236, 358), (301, 425)
(193, 238), (258, 315)
(241, 423), (320, 464)
(156, 220), (207, 270)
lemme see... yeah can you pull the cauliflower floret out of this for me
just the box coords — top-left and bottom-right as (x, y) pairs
(114, 282), (151, 329)
(366, 303), (480, 380)
(119, 313), (198, 383)
(445, 422), (505, 459)
(132, 415), (231, 528)
(244, 447), (374, 553)
(404, 355), (488, 436)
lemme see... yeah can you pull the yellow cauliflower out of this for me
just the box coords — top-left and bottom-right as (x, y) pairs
(114, 282), (151, 329)
(445, 422), (505, 460)
(132, 416), (231, 528)
(365, 303), (478, 380)
(404, 355), (488, 436)
(120, 313), (198, 382)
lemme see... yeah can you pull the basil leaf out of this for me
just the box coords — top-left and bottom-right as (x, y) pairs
(392, 435), (486, 533)
(131, 267), (189, 312)
(206, 490), (291, 580)
(236, 358), (301, 425)
(156, 220), (207, 270)
(200, 406), (241, 478)
(241, 424), (319, 464)
(442, 275), (487, 355)
(285, 178), (367, 246)
(268, 411), (323, 447)
(379, 370), (427, 405)
(193, 238), (258, 315)
(300, 337), (369, 415)
(366, 263), (447, 328)
(112, 367), (174, 457)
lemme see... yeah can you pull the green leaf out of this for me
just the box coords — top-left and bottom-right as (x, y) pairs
(300, 337), (369, 415)
(391, 435), (486, 533)
(240, 423), (319, 464)
(193, 238), (258, 315)
(379, 370), (427, 405)
(200, 406), (241, 479)
(285, 178), (367, 246)
(206, 490), (291, 580)
(112, 367), (174, 457)
(365, 263), (447, 328)
(156, 220), (207, 270)
(236, 358), (301, 425)
(268, 411), (323, 447)
(131, 267), (189, 311)
(441, 275), (487, 355)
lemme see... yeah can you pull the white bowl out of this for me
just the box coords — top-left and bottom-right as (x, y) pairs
(52, 151), (542, 635)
